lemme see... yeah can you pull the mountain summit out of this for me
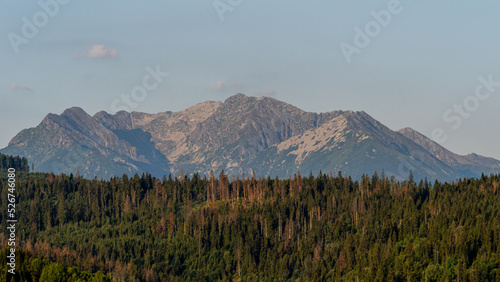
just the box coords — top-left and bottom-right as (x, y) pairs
(2, 94), (499, 180)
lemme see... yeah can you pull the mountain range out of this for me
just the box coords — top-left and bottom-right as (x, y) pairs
(2, 93), (499, 181)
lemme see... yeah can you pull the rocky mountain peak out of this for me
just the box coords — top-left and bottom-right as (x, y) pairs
(397, 127), (426, 139)
(61, 107), (91, 120)
(224, 93), (250, 103)
(2, 94), (499, 181)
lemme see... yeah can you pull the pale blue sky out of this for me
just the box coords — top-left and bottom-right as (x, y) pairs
(1, 1), (500, 159)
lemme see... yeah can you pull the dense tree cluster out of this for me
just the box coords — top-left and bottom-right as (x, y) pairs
(0, 153), (29, 172)
(0, 170), (499, 281)
(0, 248), (110, 281)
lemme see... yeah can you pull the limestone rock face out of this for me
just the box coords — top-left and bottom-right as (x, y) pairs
(2, 94), (499, 181)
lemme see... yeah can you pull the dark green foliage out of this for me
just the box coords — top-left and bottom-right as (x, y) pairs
(0, 248), (111, 281)
(0, 153), (29, 172)
(1, 170), (499, 280)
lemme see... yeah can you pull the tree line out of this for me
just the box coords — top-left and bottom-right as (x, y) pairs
(0, 153), (29, 172)
(0, 169), (499, 281)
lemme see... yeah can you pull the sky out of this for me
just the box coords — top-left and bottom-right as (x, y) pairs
(1, 1), (500, 159)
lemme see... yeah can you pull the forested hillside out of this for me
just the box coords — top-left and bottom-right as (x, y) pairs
(1, 171), (499, 281)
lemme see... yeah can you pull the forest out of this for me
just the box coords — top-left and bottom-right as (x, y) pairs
(0, 166), (499, 281)
(0, 153), (29, 173)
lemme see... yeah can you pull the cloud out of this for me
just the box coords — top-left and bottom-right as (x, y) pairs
(11, 83), (33, 91)
(254, 88), (277, 96)
(76, 44), (118, 58)
(207, 80), (226, 91)
(207, 81), (243, 92)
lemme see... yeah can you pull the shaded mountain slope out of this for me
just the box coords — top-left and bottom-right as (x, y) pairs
(2, 94), (499, 181)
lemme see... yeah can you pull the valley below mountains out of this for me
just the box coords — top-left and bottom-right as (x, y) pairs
(2, 93), (499, 181)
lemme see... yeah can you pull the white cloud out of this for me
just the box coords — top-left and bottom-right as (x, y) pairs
(11, 83), (33, 91)
(207, 80), (225, 91)
(78, 44), (118, 58)
(207, 80), (243, 92)
(254, 88), (277, 96)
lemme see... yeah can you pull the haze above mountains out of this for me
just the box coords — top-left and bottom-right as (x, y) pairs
(2, 93), (499, 181)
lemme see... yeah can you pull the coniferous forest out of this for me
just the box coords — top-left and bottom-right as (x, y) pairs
(0, 153), (29, 173)
(0, 166), (499, 281)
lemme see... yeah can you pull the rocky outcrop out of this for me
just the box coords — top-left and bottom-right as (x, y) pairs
(2, 94), (499, 181)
